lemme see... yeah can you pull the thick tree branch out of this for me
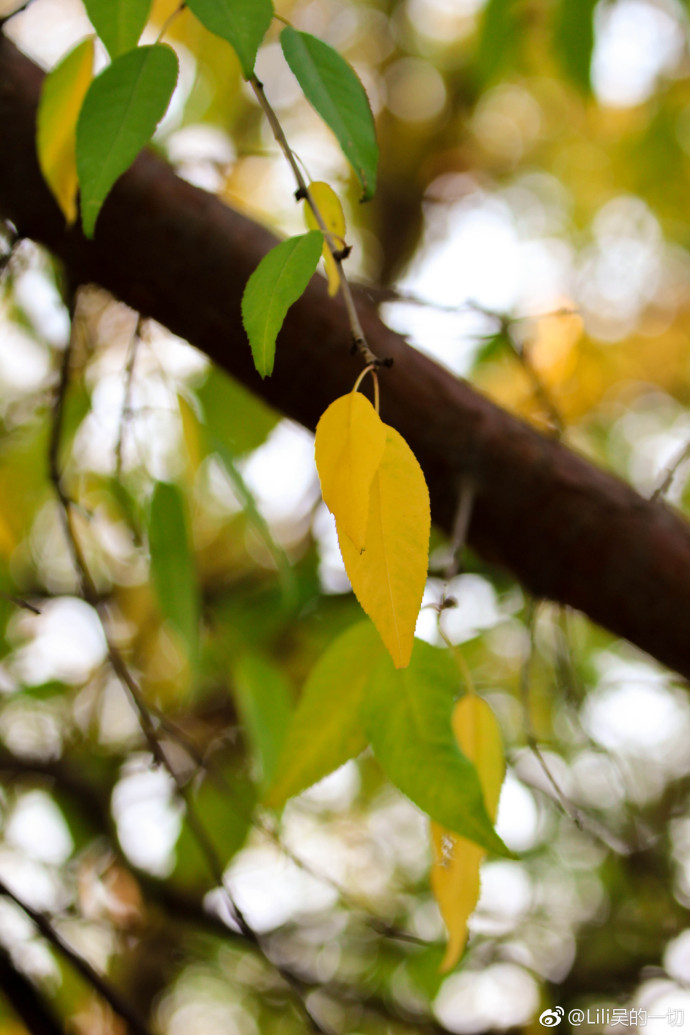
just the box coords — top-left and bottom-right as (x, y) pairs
(2, 32), (690, 678)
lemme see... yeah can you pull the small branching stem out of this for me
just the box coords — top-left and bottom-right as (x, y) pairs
(249, 76), (385, 369)
(652, 439), (690, 502)
(515, 337), (565, 438)
(0, 877), (153, 1035)
(442, 474), (475, 583)
(0, 593), (40, 613)
(49, 309), (337, 1035)
(520, 600), (582, 827)
(114, 316), (143, 481)
(156, 2), (186, 43)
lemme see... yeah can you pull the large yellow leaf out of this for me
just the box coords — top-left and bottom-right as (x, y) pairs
(304, 181), (347, 296)
(430, 693), (505, 971)
(315, 391), (386, 552)
(338, 426), (430, 669)
(37, 37), (95, 225)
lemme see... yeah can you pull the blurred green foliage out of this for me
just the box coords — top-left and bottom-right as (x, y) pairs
(3, 0), (690, 1033)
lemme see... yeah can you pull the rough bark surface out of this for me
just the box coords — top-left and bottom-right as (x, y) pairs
(2, 31), (690, 678)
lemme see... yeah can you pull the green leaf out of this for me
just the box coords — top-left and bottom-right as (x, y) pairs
(361, 640), (508, 856)
(148, 481), (200, 667)
(242, 231), (322, 378)
(196, 367), (279, 457)
(185, 0), (273, 78)
(280, 27), (378, 200)
(265, 621), (385, 808)
(174, 766), (255, 887)
(76, 44), (178, 238)
(82, 0), (152, 57)
(234, 654), (293, 789)
(553, 0), (598, 94)
(473, 331), (511, 368)
(475, 0), (522, 85)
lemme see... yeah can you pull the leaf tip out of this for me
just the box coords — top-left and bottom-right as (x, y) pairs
(392, 643), (411, 670)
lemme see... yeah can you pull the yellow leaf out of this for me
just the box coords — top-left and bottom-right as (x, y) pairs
(0, 509), (15, 557)
(338, 426), (430, 669)
(430, 694), (505, 971)
(315, 391), (386, 552)
(304, 181), (346, 296)
(178, 394), (203, 481)
(37, 37), (95, 225)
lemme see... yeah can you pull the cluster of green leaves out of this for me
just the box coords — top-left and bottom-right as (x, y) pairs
(37, 0), (377, 241)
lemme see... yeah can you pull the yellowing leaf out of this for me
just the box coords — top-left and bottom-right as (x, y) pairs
(304, 181), (346, 296)
(177, 393), (203, 481)
(361, 643), (508, 855)
(0, 506), (15, 557)
(265, 621), (385, 807)
(430, 694), (505, 972)
(338, 426), (430, 669)
(315, 391), (386, 552)
(37, 37), (95, 224)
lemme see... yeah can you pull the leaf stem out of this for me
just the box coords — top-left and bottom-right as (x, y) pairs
(352, 362), (379, 411)
(156, 2), (186, 43)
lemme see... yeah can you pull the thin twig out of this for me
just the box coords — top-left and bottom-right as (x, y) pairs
(156, 1), (186, 43)
(651, 439), (690, 502)
(0, 592), (40, 614)
(510, 750), (633, 855)
(144, 697), (430, 948)
(516, 346), (564, 437)
(0, 940), (64, 1035)
(49, 304), (336, 1035)
(249, 76), (389, 370)
(372, 289), (568, 434)
(372, 286), (577, 324)
(0, 878), (153, 1035)
(0, 223), (18, 281)
(465, 303), (566, 437)
(520, 600), (583, 827)
(442, 474), (476, 584)
(114, 316), (143, 481)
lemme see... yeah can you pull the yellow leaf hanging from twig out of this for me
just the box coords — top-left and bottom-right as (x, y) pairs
(304, 180), (347, 296)
(315, 391), (386, 552)
(430, 693), (505, 971)
(338, 425), (430, 669)
(37, 37), (95, 225)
